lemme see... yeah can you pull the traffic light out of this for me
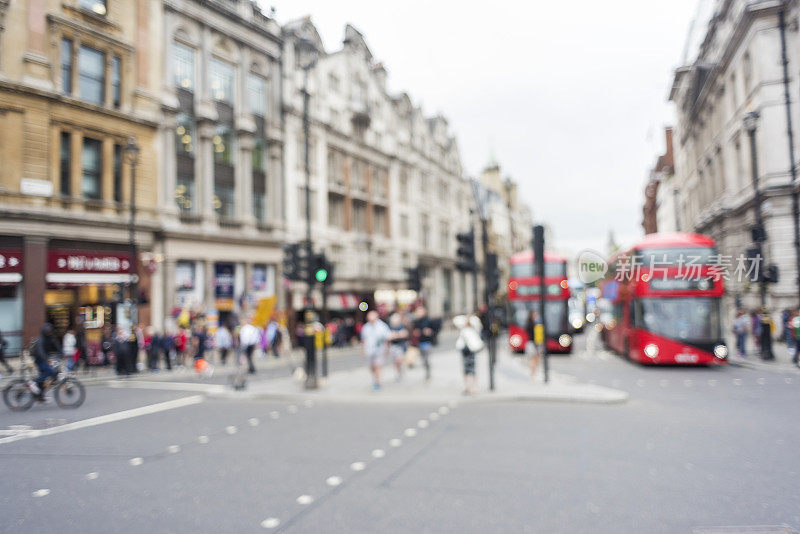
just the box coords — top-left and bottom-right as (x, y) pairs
(310, 252), (334, 285)
(765, 264), (779, 284)
(456, 228), (476, 272)
(486, 253), (500, 295)
(405, 265), (422, 292)
(751, 225), (767, 243)
(282, 243), (301, 281)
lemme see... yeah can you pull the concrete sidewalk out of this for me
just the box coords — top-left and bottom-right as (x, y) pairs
(212, 347), (629, 405)
(726, 333), (800, 373)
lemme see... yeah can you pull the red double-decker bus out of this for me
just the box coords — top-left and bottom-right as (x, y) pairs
(599, 232), (728, 365)
(507, 251), (572, 354)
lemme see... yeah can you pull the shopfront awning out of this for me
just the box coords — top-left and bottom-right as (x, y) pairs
(45, 273), (134, 285)
(0, 273), (22, 284)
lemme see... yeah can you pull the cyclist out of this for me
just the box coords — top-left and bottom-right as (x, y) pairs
(31, 323), (60, 399)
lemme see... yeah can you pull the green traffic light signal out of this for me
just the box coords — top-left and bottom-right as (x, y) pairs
(315, 268), (328, 282)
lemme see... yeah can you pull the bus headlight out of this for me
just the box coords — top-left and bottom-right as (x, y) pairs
(558, 334), (572, 347)
(713, 345), (728, 359)
(509, 334), (523, 349)
(571, 319), (583, 330)
(644, 344), (659, 359)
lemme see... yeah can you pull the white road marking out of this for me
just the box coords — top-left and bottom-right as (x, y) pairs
(303, 400), (314, 408)
(296, 495), (313, 505)
(756, 377), (766, 385)
(636, 380), (646, 388)
(198, 435), (210, 444)
(417, 420), (429, 429)
(429, 413), (439, 421)
(0, 395), (204, 446)
(659, 380), (668, 388)
(404, 428), (417, 438)
(389, 438), (402, 447)
(785, 377), (793, 384)
(371, 449), (386, 458)
(287, 405), (299, 414)
(733, 378), (742, 386)
(438, 407), (450, 415)
(261, 518), (280, 529)
(270, 411), (280, 419)
(129, 457), (143, 466)
(684, 380), (693, 387)
(32, 489), (50, 497)
(326, 476), (342, 487)
(708, 379), (718, 387)
(107, 380), (226, 394)
(248, 418), (259, 427)
(225, 426), (238, 435)
(85, 472), (99, 480)
(350, 462), (365, 471)
(167, 445), (181, 454)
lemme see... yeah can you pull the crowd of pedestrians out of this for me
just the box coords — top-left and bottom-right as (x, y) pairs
(730, 307), (800, 367)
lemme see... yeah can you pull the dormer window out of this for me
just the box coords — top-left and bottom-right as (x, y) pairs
(79, 0), (107, 16)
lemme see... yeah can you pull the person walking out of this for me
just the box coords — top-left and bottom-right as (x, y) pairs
(74, 318), (89, 372)
(0, 330), (14, 376)
(239, 320), (261, 374)
(175, 326), (189, 368)
(790, 308), (800, 367)
(215, 323), (234, 365)
(100, 325), (114, 367)
(524, 309), (542, 380)
(412, 306), (435, 382)
(732, 309), (749, 357)
(759, 308), (774, 361)
(264, 318), (281, 359)
(388, 313), (408, 381)
(454, 315), (484, 395)
(361, 310), (390, 390)
(62, 328), (78, 371)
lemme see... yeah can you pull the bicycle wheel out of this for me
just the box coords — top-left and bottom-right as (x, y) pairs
(3, 380), (36, 411)
(54, 378), (85, 408)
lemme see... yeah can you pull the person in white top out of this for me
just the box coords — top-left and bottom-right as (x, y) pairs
(454, 315), (484, 395)
(360, 310), (391, 390)
(62, 329), (77, 371)
(215, 324), (234, 365)
(239, 321), (261, 374)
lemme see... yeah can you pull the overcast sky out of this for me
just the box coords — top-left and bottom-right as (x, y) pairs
(267, 0), (703, 253)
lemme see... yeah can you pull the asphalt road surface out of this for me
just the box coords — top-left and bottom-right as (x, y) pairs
(1, 331), (798, 533)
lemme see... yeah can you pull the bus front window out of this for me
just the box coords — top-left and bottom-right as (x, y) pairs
(637, 297), (721, 341)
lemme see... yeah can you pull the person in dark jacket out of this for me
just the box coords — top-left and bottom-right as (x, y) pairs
(113, 327), (132, 376)
(74, 318), (89, 372)
(31, 323), (60, 395)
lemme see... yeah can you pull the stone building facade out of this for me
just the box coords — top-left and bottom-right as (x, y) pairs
(0, 0), (160, 352)
(669, 0), (800, 314)
(281, 20), (476, 318)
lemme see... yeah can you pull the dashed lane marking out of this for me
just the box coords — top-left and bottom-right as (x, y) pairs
(248, 418), (260, 427)
(225, 426), (238, 435)
(303, 400), (314, 408)
(417, 420), (429, 429)
(129, 457), (143, 466)
(261, 518), (280, 529)
(270, 411), (280, 419)
(636, 380), (646, 388)
(429, 413), (439, 421)
(350, 462), (366, 472)
(32, 489), (50, 497)
(198, 435), (210, 444)
(296, 495), (313, 505)
(371, 449), (386, 459)
(684, 380), (693, 387)
(325, 476), (342, 487)
(733, 378), (742, 386)
(167, 445), (181, 454)
(389, 438), (402, 447)
(756, 377), (766, 385)
(85, 472), (99, 480)
(438, 407), (450, 415)
(287, 405), (299, 414)
(403, 428), (417, 438)
(659, 380), (669, 388)
(708, 379), (718, 387)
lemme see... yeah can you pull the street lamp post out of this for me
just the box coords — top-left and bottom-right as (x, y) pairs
(124, 137), (141, 327)
(743, 112), (767, 308)
(297, 38), (319, 389)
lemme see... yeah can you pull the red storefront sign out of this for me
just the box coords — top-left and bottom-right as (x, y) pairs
(0, 249), (23, 285)
(0, 250), (23, 273)
(48, 251), (131, 274)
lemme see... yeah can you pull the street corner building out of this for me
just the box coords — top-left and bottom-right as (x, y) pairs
(668, 0), (800, 317)
(0, 0), (160, 354)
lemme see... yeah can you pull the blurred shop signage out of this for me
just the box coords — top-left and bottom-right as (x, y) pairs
(0, 250), (22, 272)
(20, 178), (53, 197)
(48, 251), (131, 273)
(214, 262), (235, 311)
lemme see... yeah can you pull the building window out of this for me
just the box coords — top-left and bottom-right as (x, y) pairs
(173, 42), (195, 90)
(78, 45), (105, 105)
(374, 206), (388, 237)
(440, 222), (449, 254)
(295, 135), (317, 171)
(248, 74), (267, 116)
(214, 184), (235, 219)
(352, 200), (367, 233)
(373, 169), (388, 199)
(81, 138), (102, 200)
(213, 125), (232, 164)
(176, 113), (195, 154)
(328, 194), (345, 228)
(210, 58), (235, 103)
(111, 56), (121, 109)
(61, 38), (73, 94)
(113, 143), (122, 203)
(252, 137), (266, 172)
(79, 0), (107, 15)
(60, 132), (71, 196)
(421, 214), (430, 249)
(253, 179), (266, 223)
(399, 170), (409, 201)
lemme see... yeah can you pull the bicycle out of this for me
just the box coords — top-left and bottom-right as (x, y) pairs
(2, 350), (85, 411)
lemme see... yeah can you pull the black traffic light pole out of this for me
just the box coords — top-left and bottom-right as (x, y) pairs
(481, 218), (496, 391)
(301, 65), (317, 390)
(533, 225), (549, 383)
